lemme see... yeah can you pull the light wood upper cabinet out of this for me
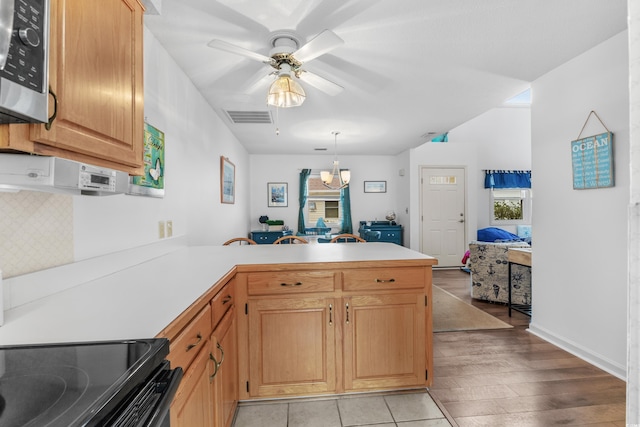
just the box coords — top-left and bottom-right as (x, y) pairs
(0, 0), (144, 174)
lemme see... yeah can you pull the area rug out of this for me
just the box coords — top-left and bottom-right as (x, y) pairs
(432, 286), (513, 332)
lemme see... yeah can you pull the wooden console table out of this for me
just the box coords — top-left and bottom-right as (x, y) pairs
(508, 247), (532, 317)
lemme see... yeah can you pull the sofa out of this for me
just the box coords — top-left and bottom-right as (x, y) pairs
(468, 241), (531, 304)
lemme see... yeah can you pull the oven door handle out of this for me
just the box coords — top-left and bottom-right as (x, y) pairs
(145, 366), (184, 427)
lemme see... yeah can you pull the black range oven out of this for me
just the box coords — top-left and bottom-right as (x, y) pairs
(0, 338), (183, 426)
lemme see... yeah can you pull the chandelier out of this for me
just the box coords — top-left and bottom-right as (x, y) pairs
(321, 131), (350, 190)
(266, 63), (306, 108)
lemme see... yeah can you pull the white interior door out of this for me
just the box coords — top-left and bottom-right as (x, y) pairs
(420, 167), (466, 267)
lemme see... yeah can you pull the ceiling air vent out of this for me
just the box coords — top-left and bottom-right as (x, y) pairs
(224, 110), (272, 124)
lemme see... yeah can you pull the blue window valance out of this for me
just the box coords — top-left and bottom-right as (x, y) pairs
(484, 170), (531, 189)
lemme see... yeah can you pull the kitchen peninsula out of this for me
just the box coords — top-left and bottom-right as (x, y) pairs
(0, 243), (437, 426)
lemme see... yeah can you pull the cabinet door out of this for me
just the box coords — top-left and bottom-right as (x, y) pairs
(5, 0), (144, 173)
(248, 297), (336, 397)
(210, 307), (238, 427)
(343, 293), (426, 391)
(171, 343), (213, 427)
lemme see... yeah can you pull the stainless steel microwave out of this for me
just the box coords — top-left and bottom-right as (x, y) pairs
(0, 0), (49, 124)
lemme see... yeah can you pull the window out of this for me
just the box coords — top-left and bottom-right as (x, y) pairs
(306, 174), (343, 227)
(490, 189), (532, 225)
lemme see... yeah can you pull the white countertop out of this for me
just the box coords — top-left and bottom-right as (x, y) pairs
(0, 243), (435, 346)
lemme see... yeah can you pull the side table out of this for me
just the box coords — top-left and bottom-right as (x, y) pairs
(508, 247), (532, 317)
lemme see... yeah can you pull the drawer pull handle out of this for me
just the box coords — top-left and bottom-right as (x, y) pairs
(45, 86), (58, 130)
(185, 333), (202, 351)
(329, 304), (333, 326)
(375, 278), (396, 283)
(345, 303), (350, 324)
(216, 342), (225, 367)
(209, 353), (219, 381)
(222, 295), (232, 305)
(280, 282), (302, 287)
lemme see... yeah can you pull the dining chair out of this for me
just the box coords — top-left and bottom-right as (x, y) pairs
(223, 237), (257, 246)
(329, 233), (366, 243)
(273, 235), (309, 244)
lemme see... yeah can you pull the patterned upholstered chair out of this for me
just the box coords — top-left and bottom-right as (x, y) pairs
(468, 241), (531, 305)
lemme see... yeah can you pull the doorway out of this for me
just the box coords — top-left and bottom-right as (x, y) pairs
(420, 167), (466, 267)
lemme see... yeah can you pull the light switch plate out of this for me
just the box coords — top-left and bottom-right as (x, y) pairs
(158, 221), (165, 239)
(166, 220), (173, 237)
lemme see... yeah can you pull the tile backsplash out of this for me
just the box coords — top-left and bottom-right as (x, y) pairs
(0, 192), (73, 278)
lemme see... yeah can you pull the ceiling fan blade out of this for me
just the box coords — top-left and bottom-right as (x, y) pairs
(241, 66), (276, 94)
(207, 39), (273, 64)
(298, 70), (343, 96)
(292, 30), (344, 64)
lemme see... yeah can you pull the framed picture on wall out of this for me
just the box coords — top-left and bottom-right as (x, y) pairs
(364, 181), (387, 193)
(267, 182), (288, 207)
(220, 156), (235, 204)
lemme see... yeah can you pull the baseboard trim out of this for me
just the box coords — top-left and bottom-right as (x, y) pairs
(528, 322), (626, 381)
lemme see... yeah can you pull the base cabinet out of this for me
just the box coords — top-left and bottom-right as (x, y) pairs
(163, 277), (238, 427)
(239, 264), (431, 399)
(211, 307), (238, 427)
(247, 297), (336, 397)
(343, 293), (425, 391)
(171, 341), (214, 426)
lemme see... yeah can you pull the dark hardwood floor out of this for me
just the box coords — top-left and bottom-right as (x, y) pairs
(430, 269), (627, 427)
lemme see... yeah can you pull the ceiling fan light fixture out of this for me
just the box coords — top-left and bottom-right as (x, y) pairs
(267, 74), (306, 108)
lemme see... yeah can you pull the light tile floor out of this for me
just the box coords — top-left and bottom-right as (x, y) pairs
(232, 390), (452, 427)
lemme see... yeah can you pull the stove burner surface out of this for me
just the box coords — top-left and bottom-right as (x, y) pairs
(0, 367), (89, 427)
(0, 339), (167, 427)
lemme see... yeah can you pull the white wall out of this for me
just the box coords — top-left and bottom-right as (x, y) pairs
(449, 107), (532, 233)
(8, 28), (249, 261)
(627, 1), (640, 421)
(406, 106), (531, 250)
(529, 30), (629, 378)
(395, 151), (412, 242)
(249, 154), (400, 236)
(448, 106), (532, 170)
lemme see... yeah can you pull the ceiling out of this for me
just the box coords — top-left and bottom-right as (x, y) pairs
(143, 0), (628, 156)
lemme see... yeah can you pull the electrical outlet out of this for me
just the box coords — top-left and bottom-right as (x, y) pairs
(166, 220), (173, 237)
(158, 221), (165, 239)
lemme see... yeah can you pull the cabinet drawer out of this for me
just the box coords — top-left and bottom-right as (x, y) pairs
(168, 304), (212, 371)
(250, 231), (281, 244)
(343, 267), (424, 291)
(212, 284), (234, 329)
(248, 271), (336, 295)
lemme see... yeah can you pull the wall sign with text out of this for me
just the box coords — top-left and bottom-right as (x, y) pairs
(571, 131), (614, 189)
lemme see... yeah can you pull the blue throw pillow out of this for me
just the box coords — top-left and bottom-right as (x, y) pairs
(477, 227), (522, 242)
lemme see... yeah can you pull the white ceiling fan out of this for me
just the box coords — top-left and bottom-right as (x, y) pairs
(207, 29), (345, 106)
